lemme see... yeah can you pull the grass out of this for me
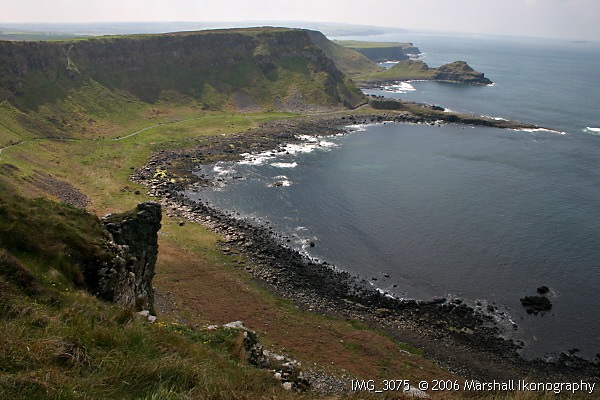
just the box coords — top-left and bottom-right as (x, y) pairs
(334, 40), (414, 49)
(356, 60), (435, 83)
(154, 215), (462, 385)
(0, 186), (308, 400)
(0, 272), (301, 400)
(0, 98), (296, 212)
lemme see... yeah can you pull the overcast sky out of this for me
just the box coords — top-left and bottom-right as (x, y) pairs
(1, 0), (599, 41)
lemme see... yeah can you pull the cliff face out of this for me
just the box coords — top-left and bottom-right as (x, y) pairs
(95, 202), (162, 312)
(349, 46), (409, 63)
(0, 28), (365, 114)
(306, 30), (384, 77)
(334, 40), (422, 63)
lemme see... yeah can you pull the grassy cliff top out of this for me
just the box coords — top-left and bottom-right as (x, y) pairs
(334, 39), (414, 49)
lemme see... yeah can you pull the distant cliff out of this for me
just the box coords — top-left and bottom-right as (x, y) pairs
(335, 40), (421, 63)
(306, 31), (384, 77)
(0, 28), (365, 128)
(357, 59), (492, 86)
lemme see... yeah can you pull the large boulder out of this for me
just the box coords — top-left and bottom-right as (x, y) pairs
(520, 296), (552, 315)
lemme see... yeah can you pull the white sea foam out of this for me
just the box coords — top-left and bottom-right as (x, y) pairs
(382, 81), (416, 94)
(238, 151), (275, 165)
(283, 136), (338, 155)
(271, 162), (297, 168)
(296, 134), (318, 142)
(270, 179), (291, 187)
(584, 127), (600, 135)
(236, 133), (339, 169)
(346, 123), (369, 132)
(515, 127), (566, 135)
(213, 163), (236, 175)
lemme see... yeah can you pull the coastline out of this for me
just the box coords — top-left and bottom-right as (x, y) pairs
(133, 113), (599, 384)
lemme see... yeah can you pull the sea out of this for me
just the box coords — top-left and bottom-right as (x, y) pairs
(187, 33), (600, 360)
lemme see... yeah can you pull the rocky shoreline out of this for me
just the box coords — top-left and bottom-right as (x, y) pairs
(133, 113), (599, 384)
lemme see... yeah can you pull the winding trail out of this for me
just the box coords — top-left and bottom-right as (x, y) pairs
(113, 116), (207, 141)
(0, 140), (30, 162)
(0, 115), (220, 162)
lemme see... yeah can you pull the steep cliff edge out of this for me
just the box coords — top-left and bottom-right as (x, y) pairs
(0, 28), (365, 138)
(306, 31), (385, 76)
(97, 202), (162, 312)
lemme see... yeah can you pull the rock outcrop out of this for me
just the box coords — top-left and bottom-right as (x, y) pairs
(93, 202), (162, 312)
(358, 59), (492, 86)
(432, 61), (492, 85)
(520, 296), (552, 315)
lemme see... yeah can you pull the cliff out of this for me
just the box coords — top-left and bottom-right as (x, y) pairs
(0, 28), (365, 136)
(97, 202), (162, 312)
(306, 30), (384, 77)
(335, 40), (421, 62)
(357, 59), (492, 86)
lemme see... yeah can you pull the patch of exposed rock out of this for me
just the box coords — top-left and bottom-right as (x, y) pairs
(90, 202), (162, 312)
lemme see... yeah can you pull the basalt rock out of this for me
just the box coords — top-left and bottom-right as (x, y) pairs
(520, 296), (552, 315)
(433, 61), (492, 85)
(92, 202), (162, 312)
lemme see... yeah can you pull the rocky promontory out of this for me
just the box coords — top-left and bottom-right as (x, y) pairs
(357, 59), (492, 86)
(433, 61), (492, 85)
(92, 202), (162, 312)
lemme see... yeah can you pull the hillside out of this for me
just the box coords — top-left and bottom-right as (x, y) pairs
(0, 28), (365, 142)
(306, 31), (384, 77)
(0, 183), (311, 399)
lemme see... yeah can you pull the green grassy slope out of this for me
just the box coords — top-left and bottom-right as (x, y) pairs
(358, 60), (435, 82)
(306, 31), (384, 77)
(0, 28), (365, 142)
(0, 184), (307, 400)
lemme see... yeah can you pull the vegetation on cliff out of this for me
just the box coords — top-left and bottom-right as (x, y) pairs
(334, 40), (421, 62)
(306, 31), (384, 77)
(0, 185), (304, 399)
(357, 59), (492, 85)
(0, 28), (365, 142)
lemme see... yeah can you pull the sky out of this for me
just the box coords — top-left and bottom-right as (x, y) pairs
(1, 0), (599, 41)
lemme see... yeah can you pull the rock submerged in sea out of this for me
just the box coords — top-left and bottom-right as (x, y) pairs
(520, 296), (552, 315)
(536, 285), (550, 294)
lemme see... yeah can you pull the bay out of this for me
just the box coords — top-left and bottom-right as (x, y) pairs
(188, 34), (600, 360)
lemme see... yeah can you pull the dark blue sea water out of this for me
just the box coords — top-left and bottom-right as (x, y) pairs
(188, 34), (600, 360)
